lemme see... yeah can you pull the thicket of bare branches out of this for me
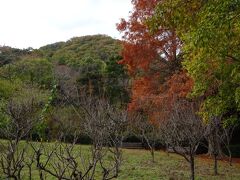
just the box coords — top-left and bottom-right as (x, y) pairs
(79, 96), (129, 179)
(0, 89), (44, 179)
(205, 117), (236, 175)
(160, 101), (206, 180)
(0, 88), (129, 179)
(30, 134), (94, 180)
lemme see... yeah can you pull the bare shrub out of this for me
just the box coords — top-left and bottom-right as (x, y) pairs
(160, 100), (206, 180)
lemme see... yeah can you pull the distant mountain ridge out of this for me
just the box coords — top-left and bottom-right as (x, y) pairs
(0, 34), (122, 66)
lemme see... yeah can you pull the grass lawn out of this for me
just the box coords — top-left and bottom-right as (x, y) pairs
(0, 141), (240, 179)
(119, 149), (240, 180)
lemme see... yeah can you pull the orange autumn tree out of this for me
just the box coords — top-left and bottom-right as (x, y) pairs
(117, 0), (192, 123)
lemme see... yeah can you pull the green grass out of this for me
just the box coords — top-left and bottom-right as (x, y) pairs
(0, 141), (240, 179)
(118, 149), (240, 180)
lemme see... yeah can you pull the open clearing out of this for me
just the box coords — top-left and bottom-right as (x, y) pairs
(1, 142), (240, 180)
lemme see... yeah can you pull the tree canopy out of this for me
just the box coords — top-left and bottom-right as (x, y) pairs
(150, 0), (240, 125)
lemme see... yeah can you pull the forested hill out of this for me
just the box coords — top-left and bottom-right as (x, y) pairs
(0, 46), (33, 66)
(39, 34), (121, 66)
(0, 34), (128, 98)
(0, 34), (129, 140)
(0, 34), (122, 66)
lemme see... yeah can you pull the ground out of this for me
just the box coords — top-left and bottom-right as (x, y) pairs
(118, 149), (240, 180)
(0, 142), (240, 179)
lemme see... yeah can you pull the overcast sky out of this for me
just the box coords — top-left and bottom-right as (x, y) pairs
(0, 0), (132, 49)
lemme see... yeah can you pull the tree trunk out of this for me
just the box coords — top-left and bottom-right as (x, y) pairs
(190, 155), (195, 180)
(229, 153), (232, 166)
(207, 138), (214, 155)
(29, 167), (32, 180)
(214, 153), (218, 175)
(166, 143), (169, 156)
(207, 139), (224, 157)
(151, 147), (155, 163)
(115, 146), (121, 175)
(143, 134), (155, 163)
(226, 145), (232, 166)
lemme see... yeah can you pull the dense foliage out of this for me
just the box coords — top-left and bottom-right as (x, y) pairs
(39, 34), (121, 66)
(150, 0), (240, 126)
(117, 0), (192, 124)
(118, 1), (240, 179)
(0, 34), (129, 139)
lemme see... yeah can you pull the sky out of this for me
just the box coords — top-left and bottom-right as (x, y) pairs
(0, 0), (132, 49)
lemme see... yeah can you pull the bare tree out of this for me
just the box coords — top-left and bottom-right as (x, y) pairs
(160, 100), (206, 180)
(222, 125), (236, 166)
(0, 77), (128, 180)
(0, 88), (44, 179)
(30, 133), (94, 180)
(81, 96), (128, 179)
(54, 63), (79, 103)
(104, 104), (129, 177)
(205, 117), (222, 175)
(31, 94), (128, 180)
(205, 118), (236, 175)
(130, 113), (159, 163)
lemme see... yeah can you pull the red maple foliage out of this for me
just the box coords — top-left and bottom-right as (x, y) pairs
(117, 0), (193, 124)
(117, 0), (181, 73)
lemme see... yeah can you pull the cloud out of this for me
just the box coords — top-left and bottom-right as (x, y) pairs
(0, 0), (131, 49)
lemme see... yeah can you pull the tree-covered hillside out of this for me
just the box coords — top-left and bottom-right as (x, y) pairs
(0, 46), (33, 66)
(39, 34), (121, 66)
(0, 34), (129, 141)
